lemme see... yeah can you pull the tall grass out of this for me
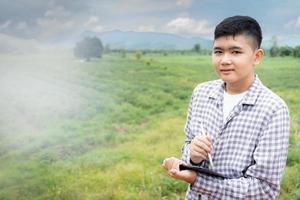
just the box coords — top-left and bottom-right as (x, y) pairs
(0, 52), (299, 199)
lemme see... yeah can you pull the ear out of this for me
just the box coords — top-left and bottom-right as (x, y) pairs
(254, 48), (264, 65)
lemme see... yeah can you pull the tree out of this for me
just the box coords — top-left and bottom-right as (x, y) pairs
(74, 37), (103, 61)
(293, 45), (300, 58)
(279, 46), (293, 57)
(193, 43), (201, 53)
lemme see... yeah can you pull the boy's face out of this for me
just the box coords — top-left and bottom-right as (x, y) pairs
(212, 34), (263, 93)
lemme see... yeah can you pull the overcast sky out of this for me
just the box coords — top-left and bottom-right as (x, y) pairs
(0, 0), (300, 42)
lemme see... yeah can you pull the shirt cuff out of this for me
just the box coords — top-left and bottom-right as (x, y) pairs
(190, 158), (202, 165)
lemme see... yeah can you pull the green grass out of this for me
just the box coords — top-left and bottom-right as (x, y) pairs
(0, 52), (299, 199)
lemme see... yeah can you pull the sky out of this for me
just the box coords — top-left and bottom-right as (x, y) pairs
(0, 0), (300, 43)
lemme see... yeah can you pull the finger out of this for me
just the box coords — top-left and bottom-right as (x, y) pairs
(190, 149), (208, 160)
(169, 168), (180, 178)
(197, 134), (212, 141)
(162, 159), (167, 169)
(206, 135), (212, 142)
(193, 135), (212, 148)
(191, 141), (212, 155)
(171, 158), (179, 170)
(162, 158), (173, 170)
(192, 138), (212, 153)
(194, 144), (212, 155)
(198, 136), (212, 148)
(191, 148), (207, 156)
(203, 136), (213, 149)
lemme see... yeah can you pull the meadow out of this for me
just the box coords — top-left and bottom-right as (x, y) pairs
(0, 51), (299, 200)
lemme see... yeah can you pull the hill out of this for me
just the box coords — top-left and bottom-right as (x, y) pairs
(81, 30), (213, 50)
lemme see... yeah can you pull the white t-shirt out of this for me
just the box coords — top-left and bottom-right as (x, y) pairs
(223, 90), (247, 123)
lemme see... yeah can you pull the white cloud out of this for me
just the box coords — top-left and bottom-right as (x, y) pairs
(37, 18), (75, 39)
(165, 17), (213, 36)
(84, 16), (103, 32)
(35, 5), (77, 40)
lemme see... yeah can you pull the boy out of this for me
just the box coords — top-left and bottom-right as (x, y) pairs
(162, 16), (290, 199)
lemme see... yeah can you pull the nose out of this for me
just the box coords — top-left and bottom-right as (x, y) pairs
(220, 53), (232, 66)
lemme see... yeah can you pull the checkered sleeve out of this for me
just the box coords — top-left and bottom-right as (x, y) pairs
(190, 105), (290, 200)
(181, 88), (207, 167)
(181, 91), (194, 164)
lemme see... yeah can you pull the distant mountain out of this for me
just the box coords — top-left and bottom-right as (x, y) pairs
(80, 30), (213, 50)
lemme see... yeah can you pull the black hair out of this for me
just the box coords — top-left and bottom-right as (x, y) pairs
(214, 16), (262, 49)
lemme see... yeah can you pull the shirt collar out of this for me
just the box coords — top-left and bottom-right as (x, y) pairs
(208, 75), (263, 106)
(242, 76), (263, 106)
(208, 80), (224, 106)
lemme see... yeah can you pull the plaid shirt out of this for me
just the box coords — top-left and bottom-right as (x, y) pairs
(182, 77), (290, 200)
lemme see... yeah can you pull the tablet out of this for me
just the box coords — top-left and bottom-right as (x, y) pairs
(179, 164), (228, 179)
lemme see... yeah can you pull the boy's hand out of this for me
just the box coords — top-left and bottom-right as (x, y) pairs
(190, 135), (212, 164)
(162, 157), (197, 184)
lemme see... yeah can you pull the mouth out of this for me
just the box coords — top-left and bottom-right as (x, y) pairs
(220, 69), (234, 74)
(220, 69), (234, 72)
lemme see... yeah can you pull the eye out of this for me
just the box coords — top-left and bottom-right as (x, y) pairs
(214, 50), (223, 55)
(232, 50), (242, 54)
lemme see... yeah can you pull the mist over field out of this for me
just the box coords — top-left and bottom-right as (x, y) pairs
(0, 49), (113, 156)
(1, 53), (68, 128)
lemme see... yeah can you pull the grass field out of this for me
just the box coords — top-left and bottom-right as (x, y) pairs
(0, 51), (300, 199)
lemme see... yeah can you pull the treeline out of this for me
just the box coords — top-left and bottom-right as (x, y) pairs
(74, 36), (300, 61)
(73, 37), (211, 61)
(110, 43), (211, 55)
(110, 48), (211, 55)
(269, 45), (300, 57)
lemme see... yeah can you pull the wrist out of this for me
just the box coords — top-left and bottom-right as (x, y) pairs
(186, 171), (197, 184)
(190, 157), (202, 165)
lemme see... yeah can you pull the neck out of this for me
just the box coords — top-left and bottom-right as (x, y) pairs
(225, 75), (255, 94)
